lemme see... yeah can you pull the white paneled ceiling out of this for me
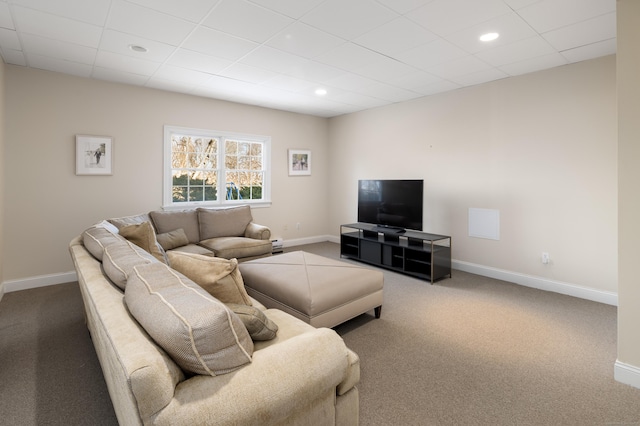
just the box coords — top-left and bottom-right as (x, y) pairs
(0, 0), (616, 117)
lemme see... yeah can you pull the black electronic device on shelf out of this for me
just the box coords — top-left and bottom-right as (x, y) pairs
(357, 179), (423, 233)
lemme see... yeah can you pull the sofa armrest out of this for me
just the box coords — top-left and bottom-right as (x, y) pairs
(244, 222), (271, 240)
(151, 328), (352, 425)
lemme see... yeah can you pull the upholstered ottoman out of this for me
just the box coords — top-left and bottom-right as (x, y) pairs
(238, 251), (383, 328)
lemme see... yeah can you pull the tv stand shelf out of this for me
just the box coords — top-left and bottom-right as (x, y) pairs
(340, 223), (451, 284)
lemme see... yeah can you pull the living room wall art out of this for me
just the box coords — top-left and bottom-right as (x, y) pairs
(76, 135), (113, 175)
(288, 149), (311, 176)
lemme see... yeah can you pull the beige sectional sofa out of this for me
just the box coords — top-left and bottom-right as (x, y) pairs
(108, 205), (273, 262)
(69, 212), (360, 425)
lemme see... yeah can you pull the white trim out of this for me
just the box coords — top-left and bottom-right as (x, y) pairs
(284, 235), (335, 247)
(615, 360), (640, 389)
(452, 260), (618, 306)
(3, 271), (78, 293)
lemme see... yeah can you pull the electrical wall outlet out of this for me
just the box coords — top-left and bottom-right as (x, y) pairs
(542, 252), (550, 264)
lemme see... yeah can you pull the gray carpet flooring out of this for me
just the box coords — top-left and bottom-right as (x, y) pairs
(2, 241), (640, 425)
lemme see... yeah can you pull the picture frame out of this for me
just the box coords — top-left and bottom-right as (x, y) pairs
(288, 149), (311, 176)
(76, 135), (113, 175)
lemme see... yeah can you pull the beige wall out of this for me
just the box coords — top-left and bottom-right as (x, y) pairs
(3, 66), (329, 281)
(328, 56), (617, 294)
(617, 0), (640, 375)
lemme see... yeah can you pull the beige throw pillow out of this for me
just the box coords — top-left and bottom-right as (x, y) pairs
(125, 262), (253, 376)
(156, 228), (189, 251)
(167, 251), (252, 306)
(119, 221), (167, 264)
(227, 303), (278, 341)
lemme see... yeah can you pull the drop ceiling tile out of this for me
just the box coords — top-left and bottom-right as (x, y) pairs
(354, 17), (438, 57)
(0, 2), (15, 29)
(322, 72), (379, 91)
(561, 38), (616, 63)
(395, 38), (468, 70)
(499, 52), (567, 76)
(314, 43), (387, 72)
(301, 0), (397, 40)
(412, 79), (461, 96)
(218, 63), (278, 84)
(95, 50), (161, 76)
(167, 49), (233, 74)
(326, 90), (389, 108)
(476, 36), (556, 67)
(427, 55), (492, 79)
(449, 67), (508, 86)
(503, 0), (541, 10)
(240, 45), (309, 74)
(246, 0), (326, 20)
(100, 30), (176, 62)
(446, 11), (537, 54)
(26, 53), (93, 77)
(517, 0), (616, 33)
(126, 0), (219, 23)
(108, 1), (196, 46)
(409, 0), (512, 37)
(358, 81), (422, 102)
(10, 0), (110, 26)
(266, 22), (344, 59)
(0, 27), (20, 50)
(261, 74), (316, 93)
(21, 33), (96, 64)
(353, 56), (416, 82)
(153, 64), (213, 86)
(294, 60), (344, 82)
(375, 0), (437, 15)
(203, 0), (293, 43)
(12, 5), (102, 48)
(146, 78), (200, 94)
(92, 66), (150, 85)
(200, 74), (259, 93)
(182, 26), (259, 60)
(543, 12), (616, 52)
(0, 48), (26, 66)
(384, 70), (442, 91)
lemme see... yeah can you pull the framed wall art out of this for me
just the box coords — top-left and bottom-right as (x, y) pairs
(288, 149), (311, 176)
(76, 135), (113, 175)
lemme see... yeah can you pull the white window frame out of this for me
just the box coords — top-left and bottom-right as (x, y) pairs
(163, 125), (271, 209)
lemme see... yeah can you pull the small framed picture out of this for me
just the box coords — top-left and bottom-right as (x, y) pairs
(76, 135), (113, 175)
(288, 149), (311, 176)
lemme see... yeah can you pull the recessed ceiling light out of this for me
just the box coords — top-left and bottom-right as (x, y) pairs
(315, 88), (327, 96)
(128, 44), (148, 53)
(479, 32), (499, 42)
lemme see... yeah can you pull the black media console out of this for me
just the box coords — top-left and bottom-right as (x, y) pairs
(340, 223), (451, 284)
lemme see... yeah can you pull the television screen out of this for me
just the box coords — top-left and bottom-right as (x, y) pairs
(357, 179), (423, 232)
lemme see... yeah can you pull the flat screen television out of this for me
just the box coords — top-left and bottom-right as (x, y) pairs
(357, 179), (423, 232)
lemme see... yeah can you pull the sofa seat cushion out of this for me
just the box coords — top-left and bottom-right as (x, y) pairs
(125, 262), (254, 376)
(167, 251), (253, 306)
(150, 210), (200, 244)
(167, 243), (215, 257)
(197, 206), (253, 239)
(200, 236), (272, 260)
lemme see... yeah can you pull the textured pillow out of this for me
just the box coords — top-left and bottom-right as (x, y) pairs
(103, 241), (155, 290)
(197, 206), (253, 240)
(156, 228), (189, 251)
(82, 226), (125, 261)
(108, 213), (153, 230)
(166, 251), (252, 305)
(119, 221), (167, 264)
(227, 303), (278, 341)
(150, 210), (200, 244)
(125, 262), (253, 376)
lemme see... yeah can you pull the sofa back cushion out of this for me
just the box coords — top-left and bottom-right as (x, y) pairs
(103, 241), (156, 290)
(150, 210), (200, 244)
(198, 206), (253, 240)
(124, 262), (254, 376)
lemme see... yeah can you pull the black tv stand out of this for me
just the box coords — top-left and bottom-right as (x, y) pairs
(340, 223), (451, 284)
(372, 225), (406, 234)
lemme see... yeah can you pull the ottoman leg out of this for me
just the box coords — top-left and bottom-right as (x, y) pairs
(374, 306), (382, 318)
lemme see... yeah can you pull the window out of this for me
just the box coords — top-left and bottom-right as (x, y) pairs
(164, 126), (271, 208)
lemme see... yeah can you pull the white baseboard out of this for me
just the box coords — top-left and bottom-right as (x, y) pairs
(615, 360), (640, 389)
(3, 271), (78, 293)
(453, 260), (618, 306)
